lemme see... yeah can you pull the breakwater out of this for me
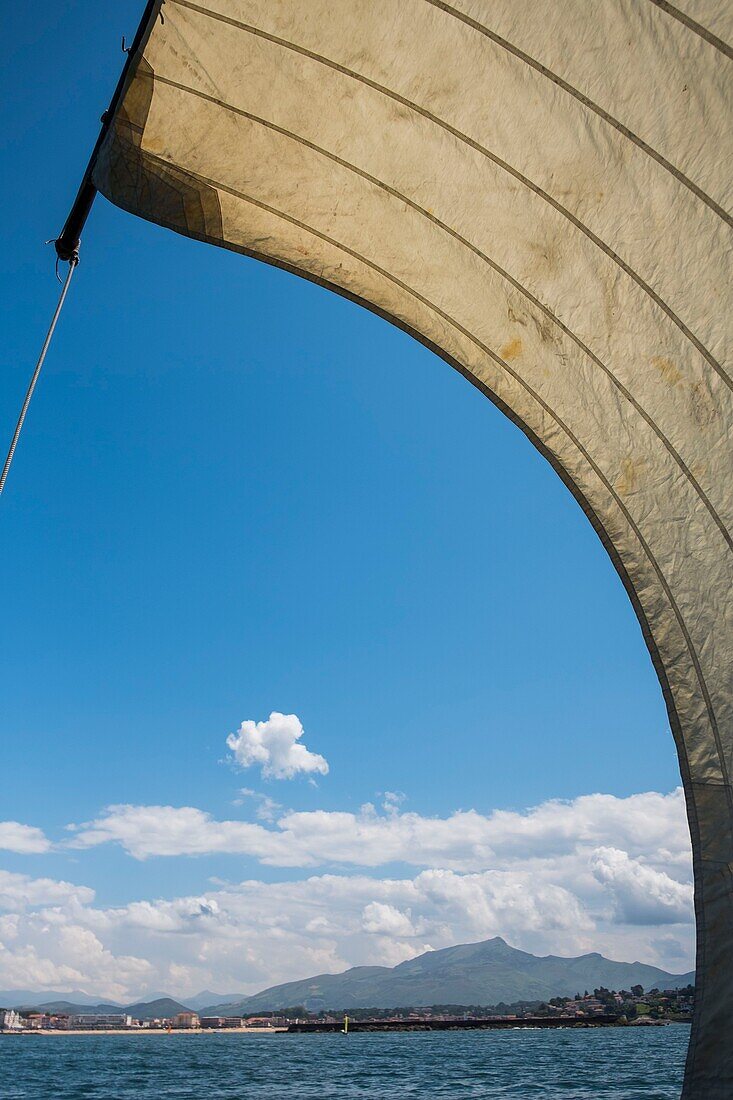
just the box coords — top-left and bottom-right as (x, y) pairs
(286, 1014), (621, 1032)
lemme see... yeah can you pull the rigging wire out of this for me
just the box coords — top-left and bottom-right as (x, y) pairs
(0, 255), (78, 499)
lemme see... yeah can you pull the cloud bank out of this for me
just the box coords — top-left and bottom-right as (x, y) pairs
(0, 788), (695, 1000)
(69, 789), (691, 880)
(0, 857), (693, 1004)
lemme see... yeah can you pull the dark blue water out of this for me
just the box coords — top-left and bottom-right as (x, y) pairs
(0, 1027), (689, 1099)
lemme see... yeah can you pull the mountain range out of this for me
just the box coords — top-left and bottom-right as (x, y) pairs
(202, 937), (694, 1014)
(0, 989), (124, 1009)
(1, 938), (695, 1016)
(0, 989), (237, 1014)
(0, 995), (191, 1019)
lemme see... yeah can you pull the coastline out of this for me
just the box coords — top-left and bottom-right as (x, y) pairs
(2, 1027), (286, 1036)
(3, 1018), (689, 1037)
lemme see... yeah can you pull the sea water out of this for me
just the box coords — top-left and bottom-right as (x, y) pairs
(0, 1026), (689, 1098)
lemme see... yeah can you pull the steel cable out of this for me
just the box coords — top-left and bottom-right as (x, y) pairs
(0, 256), (78, 498)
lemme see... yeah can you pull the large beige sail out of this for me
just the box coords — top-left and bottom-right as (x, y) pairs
(88, 3), (732, 1094)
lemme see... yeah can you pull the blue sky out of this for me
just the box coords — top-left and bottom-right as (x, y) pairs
(0, 3), (692, 1000)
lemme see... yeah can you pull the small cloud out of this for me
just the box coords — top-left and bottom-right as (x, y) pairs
(226, 712), (329, 781)
(257, 797), (281, 821)
(0, 822), (51, 855)
(381, 791), (406, 816)
(236, 789), (282, 823)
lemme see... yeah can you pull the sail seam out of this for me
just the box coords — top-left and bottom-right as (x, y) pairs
(647, 0), (733, 59)
(152, 71), (733, 552)
(425, 0), (732, 225)
(168, 0), (731, 391)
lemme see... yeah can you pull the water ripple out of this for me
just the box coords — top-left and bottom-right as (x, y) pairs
(0, 1026), (689, 1099)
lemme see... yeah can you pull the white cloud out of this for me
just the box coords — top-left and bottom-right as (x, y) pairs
(0, 926), (153, 1002)
(226, 712), (329, 780)
(0, 870), (94, 911)
(109, 896), (221, 934)
(381, 792), (406, 815)
(0, 822), (51, 854)
(0, 874), (151, 1000)
(68, 789), (692, 878)
(69, 805), (277, 861)
(414, 867), (592, 937)
(362, 901), (417, 937)
(590, 847), (694, 925)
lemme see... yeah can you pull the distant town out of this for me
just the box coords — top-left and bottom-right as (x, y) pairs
(0, 985), (694, 1034)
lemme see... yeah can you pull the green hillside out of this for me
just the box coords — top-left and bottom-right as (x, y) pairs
(202, 937), (694, 1014)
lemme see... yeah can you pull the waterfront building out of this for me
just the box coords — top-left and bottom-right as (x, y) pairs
(173, 1012), (200, 1029)
(0, 1008), (22, 1030)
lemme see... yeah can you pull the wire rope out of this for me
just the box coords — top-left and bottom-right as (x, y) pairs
(0, 256), (78, 498)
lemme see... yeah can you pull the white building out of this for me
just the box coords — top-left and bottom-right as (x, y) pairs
(0, 1009), (22, 1030)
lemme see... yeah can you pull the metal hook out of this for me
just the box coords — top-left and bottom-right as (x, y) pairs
(45, 239), (64, 282)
